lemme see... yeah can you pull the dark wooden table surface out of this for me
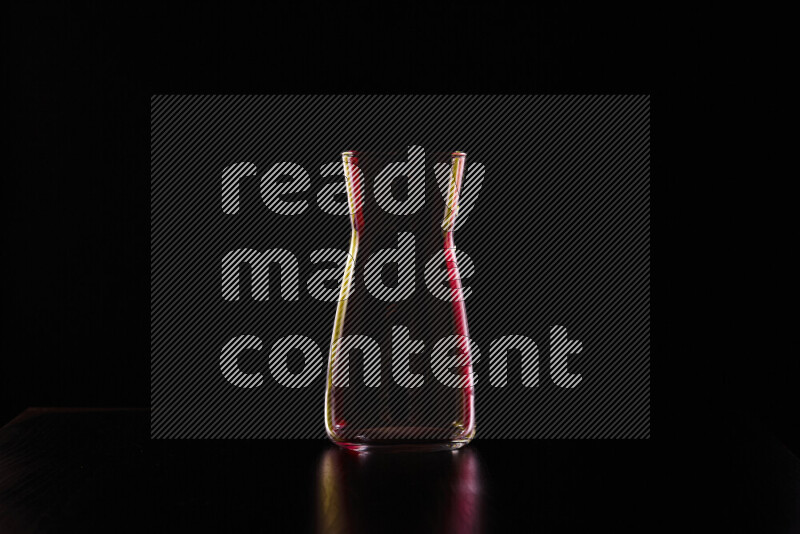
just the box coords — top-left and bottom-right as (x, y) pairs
(0, 408), (797, 533)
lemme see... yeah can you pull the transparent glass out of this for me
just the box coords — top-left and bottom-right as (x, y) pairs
(324, 148), (475, 451)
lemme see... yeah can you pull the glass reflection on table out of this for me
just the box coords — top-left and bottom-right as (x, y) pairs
(316, 446), (485, 534)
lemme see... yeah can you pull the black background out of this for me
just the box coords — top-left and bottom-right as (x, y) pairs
(3, 5), (799, 528)
(3, 4), (657, 427)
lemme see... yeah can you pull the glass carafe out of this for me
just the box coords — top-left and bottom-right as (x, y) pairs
(324, 147), (475, 451)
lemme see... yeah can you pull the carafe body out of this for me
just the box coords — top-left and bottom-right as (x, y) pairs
(324, 148), (475, 452)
